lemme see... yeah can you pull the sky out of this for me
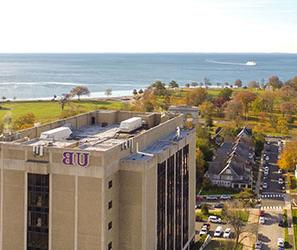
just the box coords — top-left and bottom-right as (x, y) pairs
(0, 0), (296, 53)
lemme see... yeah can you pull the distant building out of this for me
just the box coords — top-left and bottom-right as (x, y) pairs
(206, 128), (255, 189)
(0, 110), (196, 250)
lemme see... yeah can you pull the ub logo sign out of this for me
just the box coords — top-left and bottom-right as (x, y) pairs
(62, 152), (90, 168)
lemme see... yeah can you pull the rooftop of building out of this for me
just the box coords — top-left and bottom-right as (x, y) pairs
(0, 109), (185, 152)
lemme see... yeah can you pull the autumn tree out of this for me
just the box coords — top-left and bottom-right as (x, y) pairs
(234, 91), (257, 118)
(248, 81), (259, 89)
(70, 86), (90, 100)
(280, 102), (296, 116)
(196, 148), (206, 186)
(234, 79), (242, 88)
(267, 75), (283, 90)
(224, 100), (244, 127)
(133, 89), (138, 95)
(276, 117), (289, 134)
(278, 141), (297, 170)
(222, 200), (256, 250)
(278, 85), (297, 101)
(218, 88), (233, 101)
(185, 88), (208, 106)
(13, 113), (36, 130)
(251, 92), (275, 114)
(287, 76), (297, 91)
(149, 81), (168, 96)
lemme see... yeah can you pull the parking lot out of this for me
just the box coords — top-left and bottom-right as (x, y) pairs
(258, 138), (286, 249)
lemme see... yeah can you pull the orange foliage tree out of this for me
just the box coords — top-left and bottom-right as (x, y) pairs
(278, 141), (297, 170)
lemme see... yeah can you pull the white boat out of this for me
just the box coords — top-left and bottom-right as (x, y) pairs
(246, 61), (256, 66)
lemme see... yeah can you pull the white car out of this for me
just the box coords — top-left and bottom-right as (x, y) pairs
(278, 169), (282, 174)
(208, 215), (222, 223)
(277, 238), (285, 247)
(278, 178), (284, 185)
(255, 240), (262, 249)
(264, 166), (269, 171)
(199, 226), (208, 236)
(265, 156), (270, 161)
(223, 228), (231, 238)
(264, 169), (269, 176)
(220, 194), (231, 200)
(259, 216), (265, 224)
(262, 183), (268, 189)
(214, 226), (223, 237)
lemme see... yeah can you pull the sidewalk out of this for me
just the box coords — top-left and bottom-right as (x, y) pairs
(240, 209), (258, 250)
(285, 194), (296, 250)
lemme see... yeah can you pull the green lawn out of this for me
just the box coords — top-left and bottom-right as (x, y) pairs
(195, 209), (222, 221)
(0, 100), (124, 124)
(292, 209), (297, 248)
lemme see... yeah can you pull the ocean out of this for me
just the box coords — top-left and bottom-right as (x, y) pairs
(0, 53), (296, 100)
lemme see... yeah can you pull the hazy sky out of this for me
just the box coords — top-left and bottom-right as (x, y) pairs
(0, 0), (296, 53)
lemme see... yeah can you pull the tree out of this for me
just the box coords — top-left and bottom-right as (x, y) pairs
(60, 93), (71, 110)
(224, 100), (244, 127)
(2, 96), (6, 102)
(185, 88), (208, 106)
(70, 86), (90, 100)
(203, 77), (210, 87)
(280, 102), (296, 117)
(222, 200), (256, 250)
(199, 101), (215, 119)
(138, 89), (144, 94)
(251, 92), (275, 114)
(105, 88), (112, 97)
(234, 79), (242, 88)
(276, 116), (289, 134)
(196, 148), (206, 186)
(218, 88), (233, 101)
(287, 76), (297, 91)
(201, 204), (209, 216)
(191, 82), (198, 87)
(149, 81), (168, 96)
(13, 113), (36, 130)
(133, 89), (138, 95)
(168, 80), (179, 88)
(247, 81), (259, 89)
(267, 75), (283, 90)
(185, 83), (190, 88)
(278, 141), (297, 170)
(234, 91), (257, 118)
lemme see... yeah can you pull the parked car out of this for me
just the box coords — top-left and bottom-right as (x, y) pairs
(195, 215), (202, 222)
(223, 228), (231, 238)
(208, 215), (222, 223)
(264, 169), (269, 176)
(206, 195), (218, 200)
(265, 156), (270, 161)
(199, 226), (208, 236)
(202, 223), (210, 230)
(264, 166), (269, 171)
(220, 195), (231, 200)
(278, 178), (284, 185)
(278, 169), (282, 174)
(214, 203), (224, 209)
(255, 240), (262, 250)
(278, 214), (285, 227)
(260, 210), (265, 216)
(259, 216), (265, 224)
(214, 226), (223, 237)
(262, 183), (268, 189)
(277, 238), (284, 247)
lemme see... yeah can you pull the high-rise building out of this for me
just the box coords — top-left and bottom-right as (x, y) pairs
(0, 110), (196, 250)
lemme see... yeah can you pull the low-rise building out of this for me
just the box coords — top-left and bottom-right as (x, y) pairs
(206, 128), (255, 189)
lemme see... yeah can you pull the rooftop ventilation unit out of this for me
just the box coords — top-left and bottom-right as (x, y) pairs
(40, 127), (72, 141)
(119, 117), (142, 133)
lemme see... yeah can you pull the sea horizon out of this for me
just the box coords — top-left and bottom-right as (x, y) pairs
(0, 53), (296, 100)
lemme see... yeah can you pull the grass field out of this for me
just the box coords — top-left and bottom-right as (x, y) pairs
(0, 100), (124, 124)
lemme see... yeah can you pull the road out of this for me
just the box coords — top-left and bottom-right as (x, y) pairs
(258, 138), (286, 250)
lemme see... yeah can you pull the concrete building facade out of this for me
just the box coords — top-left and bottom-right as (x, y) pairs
(0, 110), (196, 250)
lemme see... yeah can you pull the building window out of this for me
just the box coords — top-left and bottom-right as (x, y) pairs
(108, 221), (112, 230)
(108, 201), (112, 209)
(27, 174), (49, 250)
(157, 161), (166, 250)
(108, 180), (112, 189)
(108, 242), (112, 250)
